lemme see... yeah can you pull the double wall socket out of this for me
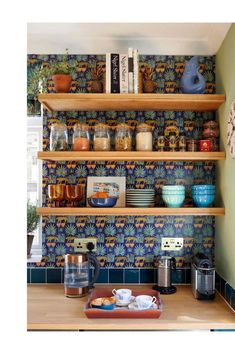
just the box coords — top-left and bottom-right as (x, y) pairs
(73, 238), (97, 253)
(161, 237), (184, 251)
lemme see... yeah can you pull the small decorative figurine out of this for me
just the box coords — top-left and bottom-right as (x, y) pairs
(181, 56), (206, 94)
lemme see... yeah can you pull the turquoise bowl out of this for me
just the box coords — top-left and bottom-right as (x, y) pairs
(163, 185), (185, 192)
(192, 185), (215, 192)
(192, 194), (215, 207)
(162, 193), (185, 208)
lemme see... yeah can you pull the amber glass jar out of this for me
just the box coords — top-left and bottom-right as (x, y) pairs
(136, 123), (153, 151)
(93, 123), (111, 151)
(50, 123), (68, 151)
(115, 123), (132, 151)
(169, 132), (177, 152)
(73, 123), (90, 151)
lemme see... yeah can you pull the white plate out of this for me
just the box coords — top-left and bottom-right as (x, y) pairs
(115, 296), (135, 307)
(128, 301), (158, 311)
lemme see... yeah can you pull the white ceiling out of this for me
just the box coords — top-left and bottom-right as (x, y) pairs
(27, 23), (231, 55)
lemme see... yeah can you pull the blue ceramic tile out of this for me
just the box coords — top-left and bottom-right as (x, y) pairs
(27, 268), (31, 283)
(140, 269), (154, 283)
(124, 269), (139, 284)
(230, 291), (235, 310)
(215, 272), (221, 292)
(172, 269), (185, 284)
(220, 277), (226, 297)
(31, 268), (46, 283)
(47, 268), (62, 283)
(225, 283), (233, 304)
(109, 269), (123, 283)
(185, 269), (191, 284)
(95, 269), (108, 283)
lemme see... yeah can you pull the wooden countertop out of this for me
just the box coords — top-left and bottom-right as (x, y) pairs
(27, 285), (235, 331)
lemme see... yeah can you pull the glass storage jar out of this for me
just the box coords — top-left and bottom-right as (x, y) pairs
(157, 135), (165, 152)
(115, 123), (132, 151)
(72, 123), (90, 151)
(136, 123), (153, 151)
(178, 134), (186, 152)
(169, 132), (177, 152)
(93, 123), (111, 151)
(50, 123), (68, 151)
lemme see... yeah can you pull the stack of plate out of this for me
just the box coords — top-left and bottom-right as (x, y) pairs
(126, 189), (155, 208)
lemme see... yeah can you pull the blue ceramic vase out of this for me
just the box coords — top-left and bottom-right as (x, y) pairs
(181, 56), (206, 94)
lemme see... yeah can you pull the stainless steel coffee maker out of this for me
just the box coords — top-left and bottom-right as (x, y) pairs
(153, 256), (177, 294)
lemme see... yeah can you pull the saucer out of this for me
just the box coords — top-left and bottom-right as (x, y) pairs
(115, 295), (135, 307)
(128, 301), (158, 311)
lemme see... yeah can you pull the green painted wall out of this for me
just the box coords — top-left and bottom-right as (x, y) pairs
(216, 23), (235, 289)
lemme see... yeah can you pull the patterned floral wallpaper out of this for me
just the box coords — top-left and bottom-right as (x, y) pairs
(27, 54), (216, 268)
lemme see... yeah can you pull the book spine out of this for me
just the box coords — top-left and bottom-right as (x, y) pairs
(133, 49), (139, 94)
(128, 48), (134, 93)
(111, 53), (120, 93)
(106, 53), (110, 93)
(119, 54), (128, 93)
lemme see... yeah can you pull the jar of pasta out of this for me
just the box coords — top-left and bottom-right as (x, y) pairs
(115, 123), (132, 151)
(136, 123), (153, 151)
(50, 123), (68, 151)
(93, 123), (111, 151)
(73, 123), (90, 151)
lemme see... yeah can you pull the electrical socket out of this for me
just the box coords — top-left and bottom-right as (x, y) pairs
(74, 238), (97, 253)
(161, 237), (184, 251)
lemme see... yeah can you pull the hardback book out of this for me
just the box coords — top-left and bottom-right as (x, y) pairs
(119, 54), (128, 93)
(128, 48), (134, 93)
(133, 49), (139, 94)
(105, 53), (111, 93)
(111, 53), (120, 93)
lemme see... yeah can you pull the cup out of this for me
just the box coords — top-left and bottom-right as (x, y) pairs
(135, 295), (156, 310)
(112, 288), (132, 302)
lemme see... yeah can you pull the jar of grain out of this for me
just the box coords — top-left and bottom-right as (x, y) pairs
(50, 123), (68, 151)
(136, 123), (153, 151)
(115, 123), (132, 151)
(93, 123), (111, 151)
(73, 123), (90, 151)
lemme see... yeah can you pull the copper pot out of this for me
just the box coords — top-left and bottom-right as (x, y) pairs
(52, 74), (72, 93)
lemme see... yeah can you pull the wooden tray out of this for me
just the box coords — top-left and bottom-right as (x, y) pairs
(84, 289), (163, 318)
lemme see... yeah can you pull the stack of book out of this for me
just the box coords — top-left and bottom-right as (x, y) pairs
(106, 48), (140, 94)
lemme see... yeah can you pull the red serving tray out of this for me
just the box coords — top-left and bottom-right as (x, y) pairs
(84, 288), (163, 319)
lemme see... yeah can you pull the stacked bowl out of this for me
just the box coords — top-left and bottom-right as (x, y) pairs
(126, 189), (155, 207)
(162, 185), (185, 208)
(192, 185), (215, 207)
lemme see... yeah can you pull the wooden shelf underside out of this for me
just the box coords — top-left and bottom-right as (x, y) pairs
(37, 207), (225, 216)
(38, 151), (225, 161)
(38, 93), (225, 112)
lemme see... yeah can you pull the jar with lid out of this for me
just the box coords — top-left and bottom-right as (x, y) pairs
(178, 134), (186, 152)
(157, 135), (165, 152)
(93, 123), (111, 151)
(186, 138), (199, 152)
(73, 123), (90, 151)
(50, 123), (68, 151)
(136, 123), (153, 151)
(169, 132), (177, 152)
(115, 123), (132, 151)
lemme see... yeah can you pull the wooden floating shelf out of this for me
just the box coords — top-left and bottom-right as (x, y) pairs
(38, 151), (225, 161)
(37, 207), (225, 216)
(38, 93), (225, 112)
